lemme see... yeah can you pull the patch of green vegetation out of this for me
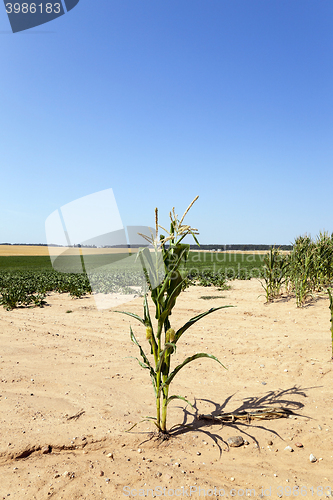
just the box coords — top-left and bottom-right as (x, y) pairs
(185, 251), (265, 279)
(0, 250), (266, 311)
(0, 256), (53, 271)
(0, 251), (265, 276)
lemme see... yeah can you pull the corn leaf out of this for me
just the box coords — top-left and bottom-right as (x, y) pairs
(155, 342), (177, 373)
(175, 306), (234, 342)
(114, 311), (145, 325)
(129, 327), (157, 390)
(143, 293), (152, 327)
(161, 352), (226, 391)
(166, 394), (194, 410)
(190, 231), (200, 247)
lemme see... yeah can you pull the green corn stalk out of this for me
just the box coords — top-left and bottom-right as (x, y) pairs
(285, 235), (317, 307)
(328, 288), (333, 359)
(116, 197), (232, 435)
(261, 247), (288, 302)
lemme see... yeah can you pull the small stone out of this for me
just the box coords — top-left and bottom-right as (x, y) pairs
(284, 446), (293, 452)
(99, 471), (104, 477)
(230, 477), (235, 481)
(295, 442), (303, 448)
(267, 440), (273, 446)
(196, 452), (201, 455)
(318, 425), (322, 430)
(105, 478), (110, 483)
(262, 382), (267, 385)
(42, 445), (51, 454)
(309, 454), (317, 463)
(156, 472), (162, 477)
(63, 471), (70, 477)
(137, 448), (142, 453)
(107, 453), (114, 459)
(227, 436), (244, 447)
(284, 369), (288, 372)
(174, 462), (180, 467)
(260, 364), (265, 368)
(244, 440), (249, 445)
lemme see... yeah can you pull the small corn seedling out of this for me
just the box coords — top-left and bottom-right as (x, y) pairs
(116, 197), (231, 437)
(328, 288), (333, 359)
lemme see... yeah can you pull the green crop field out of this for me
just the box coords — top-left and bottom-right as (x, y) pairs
(0, 252), (265, 275)
(0, 251), (266, 310)
(185, 251), (265, 278)
(0, 256), (54, 271)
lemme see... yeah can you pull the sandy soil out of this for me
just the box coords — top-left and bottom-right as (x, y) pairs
(0, 246), (136, 257)
(0, 245), (289, 257)
(0, 280), (332, 499)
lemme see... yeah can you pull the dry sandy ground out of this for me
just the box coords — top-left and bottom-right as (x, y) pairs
(0, 245), (288, 257)
(0, 246), (136, 257)
(0, 280), (332, 499)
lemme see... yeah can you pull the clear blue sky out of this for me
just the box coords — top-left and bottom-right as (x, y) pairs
(1, 0), (332, 245)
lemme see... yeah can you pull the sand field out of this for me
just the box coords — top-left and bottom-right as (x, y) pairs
(0, 279), (332, 498)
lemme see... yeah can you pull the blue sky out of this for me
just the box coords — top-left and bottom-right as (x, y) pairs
(1, 0), (332, 245)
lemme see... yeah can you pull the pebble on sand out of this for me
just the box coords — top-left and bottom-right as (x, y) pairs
(227, 436), (244, 447)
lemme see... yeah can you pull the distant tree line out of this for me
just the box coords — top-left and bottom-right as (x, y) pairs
(1, 243), (293, 250)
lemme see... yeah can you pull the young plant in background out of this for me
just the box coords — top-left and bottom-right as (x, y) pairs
(260, 247), (288, 302)
(328, 288), (333, 359)
(116, 197), (231, 437)
(261, 247), (288, 302)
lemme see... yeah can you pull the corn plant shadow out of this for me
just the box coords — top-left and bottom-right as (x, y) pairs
(269, 293), (328, 308)
(167, 385), (318, 457)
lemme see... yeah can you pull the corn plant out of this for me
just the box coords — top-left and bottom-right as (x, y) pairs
(284, 236), (315, 306)
(284, 233), (333, 306)
(328, 288), (333, 359)
(313, 232), (333, 290)
(260, 247), (288, 302)
(116, 197), (231, 437)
